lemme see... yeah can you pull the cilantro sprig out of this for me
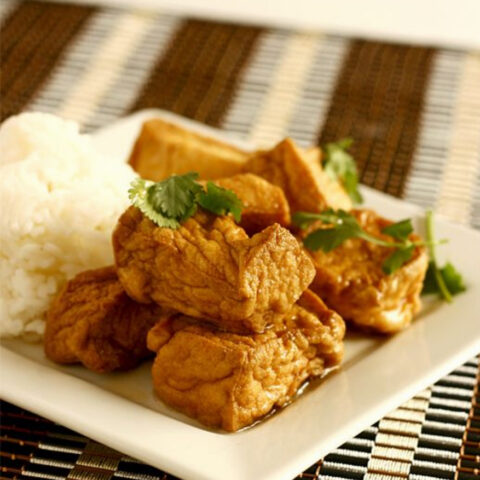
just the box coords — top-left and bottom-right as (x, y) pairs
(128, 173), (243, 229)
(293, 209), (446, 275)
(421, 210), (465, 302)
(323, 138), (363, 204)
(197, 182), (242, 223)
(294, 208), (465, 300)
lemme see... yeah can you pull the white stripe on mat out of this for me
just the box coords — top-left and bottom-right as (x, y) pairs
(222, 33), (349, 149)
(27, 9), (122, 115)
(221, 30), (290, 139)
(55, 11), (155, 126)
(403, 50), (465, 210)
(246, 33), (318, 147)
(83, 14), (180, 131)
(364, 389), (431, 479)
(286, 36), (349, 147)
(435, 52), (480, 225)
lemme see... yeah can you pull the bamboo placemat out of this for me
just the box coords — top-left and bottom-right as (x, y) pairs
(1, 1), (480, 479)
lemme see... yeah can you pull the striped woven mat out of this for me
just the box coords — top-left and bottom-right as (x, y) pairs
(1, 1), (480, 479)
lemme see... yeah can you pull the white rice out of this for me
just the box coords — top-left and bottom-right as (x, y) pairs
(0, 113), (136, 338)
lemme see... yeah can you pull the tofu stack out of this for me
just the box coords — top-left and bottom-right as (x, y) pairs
(146, 291), (344, 432)
(129, 118), (428, 336)
(119, 118), (426, 429)
(112, 172), (345, 431)
(45, 118), (428, 432)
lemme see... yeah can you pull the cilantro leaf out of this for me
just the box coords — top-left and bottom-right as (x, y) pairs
(421, 210), (465, 302)
(382, 245), (415, 274)
(292, 211), (324, 229)
(295, 209), (421, 274)
(128, 177), (149, 204)
(381, 219), (413, 241)
(128, 174), (243, 229)
(323, 138), (363, 204)
(422, 261), (438, 294)
(301, 210), (364, 252)
(147, 172), (202, 221)
(128, 178), (181, 228)
(441, 262), (466, 294)
(197, 181), (243, 222)
(294, 208), (464, 298)
(292, 208), (350, 229)
(322, 208), (354, 224)
(344, 169), (363, 204)
(422, 261), (466, 296)
(299, 208), (417, 272)
(303, 223), (360, 252)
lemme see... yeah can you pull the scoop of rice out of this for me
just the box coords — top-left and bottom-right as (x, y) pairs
(0, 113), (136, 338)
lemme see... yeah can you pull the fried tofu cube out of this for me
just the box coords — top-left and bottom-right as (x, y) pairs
(128, 120), (351, 215)
(128, 118), (248, 181)
(45, 266), (166, 372)
(147, 290), (345, 431)
(246, 138), (352, 213)
(211, 173), (291, 233)
(302, 209), (429, 333)
(113, 208), (315, 334)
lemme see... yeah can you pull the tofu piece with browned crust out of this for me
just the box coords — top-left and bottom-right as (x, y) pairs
(128, 120), (350, 214)
(211, 173), (291, 233)
(301, 210), (429, 333)
(245, 138), (352, 213)
(44, 266), (166, 372)
(147, 290), (345, 431)
(128, 118), (248, 181)
(113, 208), (315, 334)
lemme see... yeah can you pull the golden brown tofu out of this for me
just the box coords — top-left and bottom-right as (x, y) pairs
(128, 120), (350, 216)
(128, 118), (248, 181)
(245, 138), (352, 213)
(148, 290), (345, 431)
(212, 173), (291, 233)
(302, 210), (429, 333)
(44, 266), (166, 373)
(303, 146), (322, 163)
(113, 207), (315, 334)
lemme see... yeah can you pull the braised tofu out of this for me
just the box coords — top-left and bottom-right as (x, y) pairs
(211, 173), (291, 234)
(302, 210), (429, 333)
(45, 266), (166, 372)
(246, 138), (352, 213)
(147, 290), (345, 431)
(113, 207), (315, 334)
(129, 118), (248, 181)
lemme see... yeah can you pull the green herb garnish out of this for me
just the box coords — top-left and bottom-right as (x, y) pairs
(421, 210), (466, 301)
(128, 173), (243, 228)
(299, 210), (368, 253)
(381, 219), (413, 241)
(323, 138), (363, 204)
(293, 209), (446, 275)
(382, 245), (415, 275)
(197, 182), (243, 223)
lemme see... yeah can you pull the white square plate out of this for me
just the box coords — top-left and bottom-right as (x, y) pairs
(1, 109), (479, 480)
